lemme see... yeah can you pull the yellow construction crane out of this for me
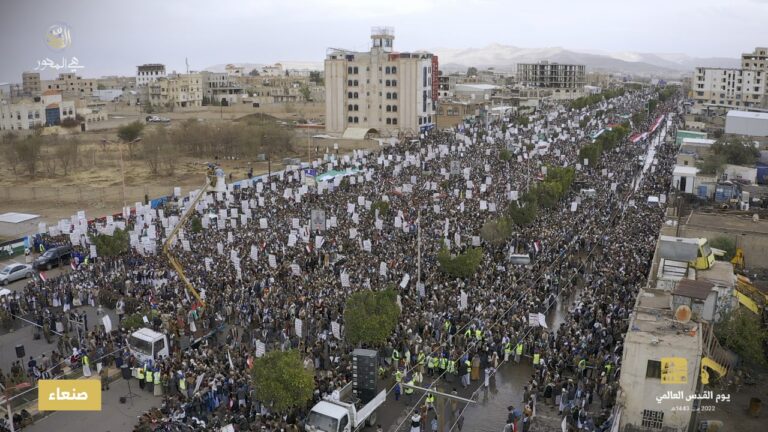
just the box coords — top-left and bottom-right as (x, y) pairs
(163, 177), (211, 308)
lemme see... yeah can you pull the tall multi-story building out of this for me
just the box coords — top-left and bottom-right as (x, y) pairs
(137, 64), (166, 87)
(22, 72), (41, 96)
(148, 73), (202, 108)
(516, 61), (586, 100)
(201, 71), (244, 105)
(41, 73), (97, 99)
(692, 47), (768, 110)
(741, 47), (768, 71)
(325, 27), (437, 136)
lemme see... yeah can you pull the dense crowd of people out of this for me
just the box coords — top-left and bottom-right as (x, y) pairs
(1, 86), (681, 432)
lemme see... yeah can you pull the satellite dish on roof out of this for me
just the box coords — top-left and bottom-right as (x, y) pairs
(675, 305), (692, 323)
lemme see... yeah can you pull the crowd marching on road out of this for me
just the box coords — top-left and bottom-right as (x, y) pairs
(0, 86), (681, 432)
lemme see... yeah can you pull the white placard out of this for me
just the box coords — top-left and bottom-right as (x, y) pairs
(460, 290), (468, 311)
(399, 273), (410, 289)
(341, 272), (350, 287)
(268, 254), (277, 268)
(295, 318), (303, 337)
(331, 322), (341, 340)
(259, 218), (268, 229)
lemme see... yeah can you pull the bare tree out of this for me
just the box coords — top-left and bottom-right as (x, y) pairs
(15, 134), (43, 177)
(1, 132), (20, 175)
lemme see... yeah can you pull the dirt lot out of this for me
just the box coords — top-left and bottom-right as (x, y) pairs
(0, 102), (378, 236)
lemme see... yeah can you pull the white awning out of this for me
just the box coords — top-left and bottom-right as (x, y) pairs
(341, 127), (378, 140)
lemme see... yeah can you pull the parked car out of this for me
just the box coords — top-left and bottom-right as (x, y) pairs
(0, 263), (33, 285)
(34, 245), (73, 270)
(145, 115), (171, 123)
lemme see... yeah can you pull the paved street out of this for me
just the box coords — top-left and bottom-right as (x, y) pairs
(25, 377), (162, 432)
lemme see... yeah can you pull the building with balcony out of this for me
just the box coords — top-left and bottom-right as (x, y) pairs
(692, 47), (768, 111)
(516, 61), (585, 100)
(148, 73), (202, 109)
(325, 27), (437, 136)
(41, 73), (97, 99)
(201, 71), (244, 105)
(137, 64), (166, 87)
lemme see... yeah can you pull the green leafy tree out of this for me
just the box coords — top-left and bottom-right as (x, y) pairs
(371, 200), (390, 217)
(299, 84), (311, 102)
(480, 217), (513, 246)
(309, 71), (323, 85)
(90, 228), (130, 257)
(251, 350), (315, 413)
(344, 289), (400, 346)
(711, 138), (760, 166)
(117, 120), (144, 143)
(697, 153), (726, 175)
(715, 309), (768, 366)
(709, 237), (736, 261)
(437, 247), (484, 278)
(499, 149), (512, 161)
(190, 216), (203, 233)
(508, 201), (537, 227)
(466, 67), (478, 76)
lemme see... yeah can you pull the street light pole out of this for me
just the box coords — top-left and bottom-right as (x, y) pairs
(417, 207), (422, 289)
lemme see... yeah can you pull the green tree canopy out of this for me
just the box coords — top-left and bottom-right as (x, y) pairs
(251, 350), (315, 412)
(344, 288), (400, 346)
(437, 247), (484, 278)
(709, 236), (736, 261)
(499, 149), (512, 162)
(711, 138), (760, 166)
(117, 120), (145, 142)
(715, 309), (768, 366)
(507, 201), (537, 227)
(480, 217), (513, 246)
(90, 228), (130, 257)
(371, 200), (390, 217)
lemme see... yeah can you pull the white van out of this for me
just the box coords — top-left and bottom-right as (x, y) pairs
(127, 327), (169, 364)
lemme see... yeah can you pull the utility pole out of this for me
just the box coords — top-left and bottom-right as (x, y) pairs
(417, 207), (422, 289)
(1, 383), (15, 432)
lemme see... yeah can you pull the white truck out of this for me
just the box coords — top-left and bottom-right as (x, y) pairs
(127, 327), (170, 364)
(305, 382), (386, 432)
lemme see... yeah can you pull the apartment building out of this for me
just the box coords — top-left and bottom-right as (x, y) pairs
(516, 61), (586, 100)
(148, 73), (203, 108)
(201, 71), (244, 105)
(22, 72), (41, 96)
(325, 27), (437, 136)
(692, 47), (768, 110)
(137, 64), (166, 87)
(517, 61), (585, 95)
(41, 73), (97, 99)
(0, 90), (76, 131)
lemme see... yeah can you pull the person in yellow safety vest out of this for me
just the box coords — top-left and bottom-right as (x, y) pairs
(426, 391), (435, 410)
(395, 369), (403, 383)
(137, 366), (145, 390)
(447, 359), (456, 382)
(515, 343), (523, 363)
(475, 329), (482, 341)
(443, 320), (451, 337)
(578, 358), (587, 377)
(604, 362), (613, 377)
(82, 353), (91, 377)
(427, 355), (436, 377)
(154, 370), (161, 395)
(145, 368), (154, 393)
(533, 353), (540, 366)
(438, 356), (447, 373)
(178, 372), (187, 397)
(462, 359), (471, 388)
(464, 328), (472, 339)
(416, 352), (426, 383)
(392, 349), (401, 368)
(83, 256), (89, 266)
(403, 376), (414, 403)
(504, 342), (513, 362)
(39, 243), (45, 253)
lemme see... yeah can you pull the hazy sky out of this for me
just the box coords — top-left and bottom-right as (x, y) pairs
(1, 0), (766, 83)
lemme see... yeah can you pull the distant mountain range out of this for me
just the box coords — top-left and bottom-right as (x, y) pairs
(203, 61), (323, 73)
(432, 44), (739, 77)
(202, 45), (738, 78)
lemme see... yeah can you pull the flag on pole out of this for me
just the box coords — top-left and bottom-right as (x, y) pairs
(39, 272), (47, 282)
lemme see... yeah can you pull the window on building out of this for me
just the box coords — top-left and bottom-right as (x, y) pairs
(646, 360), (661, 379)
(386, 92), (392, 100)
(386, 106), (392, 112)
(392, 92), (397, 99)
(354, 92), (359, 98)
(353, 67), (359, 74)
(392, 118), (397, 125)
(392, 105), (397, 112)
(354, 80), (359, 86)
(348, 66), (353, 74)
(348, 104), (353, 111)
(353, 117), (359, 124)
(392, 80), (397, 86)
(347, 80), (353, 86)
(385, 66), (391, 74)
(348, 116), (353, 123)
(348, 92), (353, 98)
(386, 118), (392, 125)
(641, 410), (664, 430)
(392, 66), (397, 74)
(354, 104), (359, 111)
(386, 80), (391, 86)
(418, 117), (422, 125)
